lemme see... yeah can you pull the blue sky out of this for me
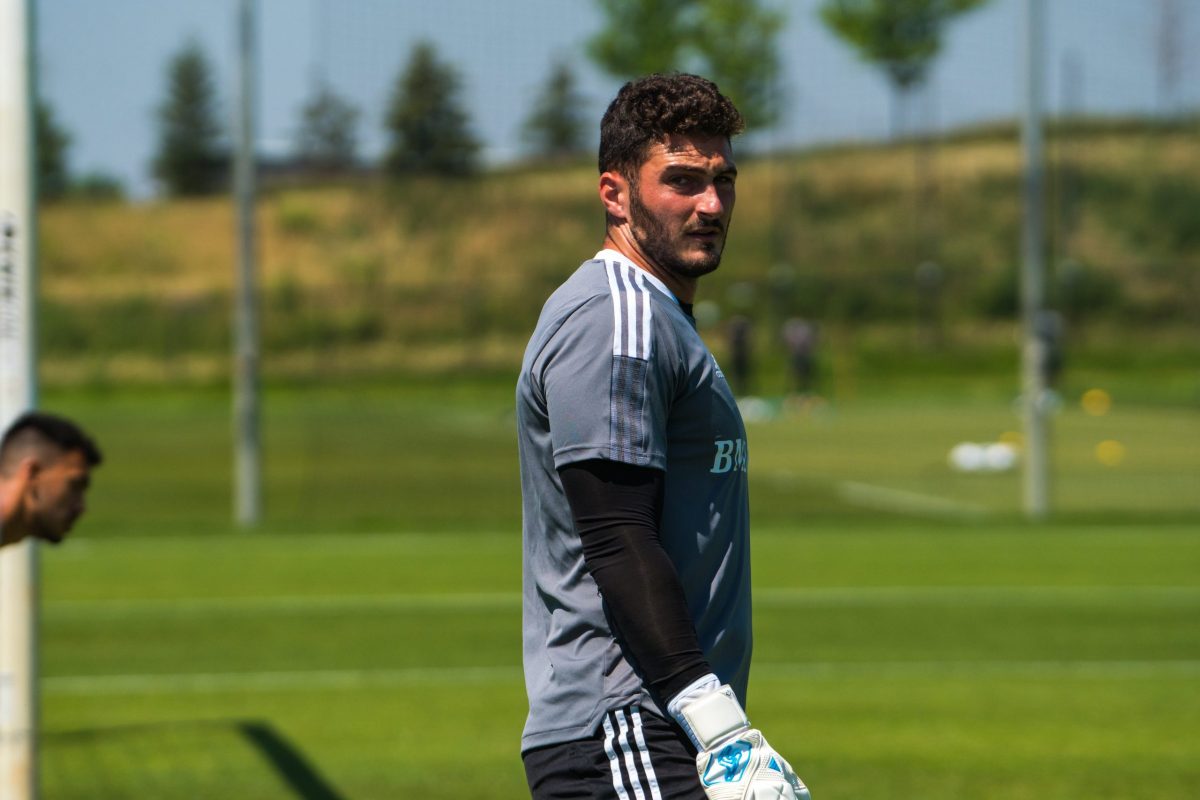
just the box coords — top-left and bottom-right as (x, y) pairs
(36, 0), (1198, 198)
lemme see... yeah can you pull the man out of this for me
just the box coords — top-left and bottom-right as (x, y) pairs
(0, 412), (102, 547)
(516, 74), (810, 800)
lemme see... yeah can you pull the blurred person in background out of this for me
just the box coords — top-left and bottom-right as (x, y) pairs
(0, 411), (102, 547)
(516, 73), (809, 800)
(726, 313), (754, 396)
(782, 316), (819, 400)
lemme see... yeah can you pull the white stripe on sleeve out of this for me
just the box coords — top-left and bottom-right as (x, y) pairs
(621, 266), (639, 359)
(605, 262), (626, 357)
(635, 272), (653, 360)
(605, 259), (654, 360)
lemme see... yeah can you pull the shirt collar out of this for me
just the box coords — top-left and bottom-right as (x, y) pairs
(595, 249), (680, 306)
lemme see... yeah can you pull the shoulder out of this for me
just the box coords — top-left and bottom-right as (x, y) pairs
(537, 259), (616, 338)
(522, 260), (616, 379)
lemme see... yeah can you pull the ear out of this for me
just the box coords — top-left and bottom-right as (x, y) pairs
(599, 171), (629, 223)
(0, 457), (37, 524)
(14, 455), (39, 482)
(19, 455), (41, 495)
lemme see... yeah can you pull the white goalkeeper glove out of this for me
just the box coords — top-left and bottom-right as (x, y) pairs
(668, 674), (811, 800)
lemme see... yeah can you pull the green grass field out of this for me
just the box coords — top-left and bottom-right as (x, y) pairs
(35, 377), (1200, 798)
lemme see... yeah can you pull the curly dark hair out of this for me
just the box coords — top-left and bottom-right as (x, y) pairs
(599, 73), (744, 179)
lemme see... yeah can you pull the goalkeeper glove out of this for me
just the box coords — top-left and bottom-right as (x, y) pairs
(668, 674), (811, 800)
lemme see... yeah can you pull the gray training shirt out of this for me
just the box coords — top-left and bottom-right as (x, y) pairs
(516, 249), (752, 752)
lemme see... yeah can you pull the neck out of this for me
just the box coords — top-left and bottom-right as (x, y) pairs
(0, 506), (22, 546)
(602, 229), (698, 303)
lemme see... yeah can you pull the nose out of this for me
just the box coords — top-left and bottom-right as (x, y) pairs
(696, 183), (726, 217)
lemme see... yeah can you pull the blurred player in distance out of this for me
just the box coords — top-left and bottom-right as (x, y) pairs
(516, 73), (810, 799)
(0, 411), (102, 547)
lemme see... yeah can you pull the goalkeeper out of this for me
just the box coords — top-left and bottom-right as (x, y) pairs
(516, 73), (810, 799)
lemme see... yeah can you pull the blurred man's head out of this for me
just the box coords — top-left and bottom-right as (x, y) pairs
(0, 412), (102, 546)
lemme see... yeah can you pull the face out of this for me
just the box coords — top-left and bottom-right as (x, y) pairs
(26, 449), (92, 544)
(626, 133), (737, 285)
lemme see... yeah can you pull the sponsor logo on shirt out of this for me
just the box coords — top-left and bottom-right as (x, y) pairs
(711, 438), (748, 474)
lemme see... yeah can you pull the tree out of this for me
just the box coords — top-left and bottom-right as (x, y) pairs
(72, 172), (125, 202)
(35, 99), (71, 200)
(818, 0), (989, 137)
(296, 82), (360, 173)
(588, 0), (696, 78)
(152, 39), (225, 196)
(522, 60), (589, 161)
(693, 0), (785, 129)
(383, 41), (480, 178)
(820, 0), (989, 270)
(588, 0), (784, 129)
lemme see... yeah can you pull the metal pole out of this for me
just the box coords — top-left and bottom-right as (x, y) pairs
(0, 0), (41, 796)
(1020, 0), (1050, 519)
(234, 0), (262, 526)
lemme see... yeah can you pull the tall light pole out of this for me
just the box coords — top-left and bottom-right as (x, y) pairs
(0, 0), (41, 796)
(234, 0), (262, 527)
(1020, 0), (1050, 519)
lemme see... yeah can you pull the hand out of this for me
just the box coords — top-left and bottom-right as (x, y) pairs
(669, 677), (810, 800)
(695, 727), (810, 800)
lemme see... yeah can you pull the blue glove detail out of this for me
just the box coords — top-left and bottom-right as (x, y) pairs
(701, 740), (753, 785)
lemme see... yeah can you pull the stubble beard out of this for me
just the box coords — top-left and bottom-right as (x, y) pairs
(33, 524), (66, 545)
(31, 511), (71, 545)
(628, 186), (726, 282)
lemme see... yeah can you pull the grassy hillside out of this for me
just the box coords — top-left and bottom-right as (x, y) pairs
(37, 120), (1200, 389)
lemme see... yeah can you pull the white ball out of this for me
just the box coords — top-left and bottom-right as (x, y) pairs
(983, 442), (1018, 472)
(949, 442), (985, 472)
(737, 396), (773, 423)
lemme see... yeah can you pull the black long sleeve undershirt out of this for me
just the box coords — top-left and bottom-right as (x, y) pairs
(558, 459), (712, 705)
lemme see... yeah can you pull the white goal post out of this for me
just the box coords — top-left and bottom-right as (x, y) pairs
(0, 0), (41, 798)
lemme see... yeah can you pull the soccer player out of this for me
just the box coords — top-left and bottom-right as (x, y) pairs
(516, 74), (810, 799)
(0, 412), (102, 547)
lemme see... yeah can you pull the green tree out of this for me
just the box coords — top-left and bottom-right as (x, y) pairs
(35, 99), (71, 200)
(819, 0), (989, 136)
(820, 0), (989, 279)
(588, 0), (784, 129)
(152, 39), (225, 196)
(296, 82), (360, 173)
(72, 172), (126, 202)
(522, 60), (589, 161)
(693, 0), (785, 128)
(588, 0), (696, 78)
(383, 41), (480, 178)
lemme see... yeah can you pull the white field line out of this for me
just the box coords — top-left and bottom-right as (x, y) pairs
(43, 660), (1200, 697)
(756, 585), (1200, 607)
(837, 481), (990, 520)
(43, 666), (523, 696)
(45, 592), (521, 619)
(754, 660), (1200, 680)
(44, 586), (1200, 621)
(51, 532), (514, 557)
